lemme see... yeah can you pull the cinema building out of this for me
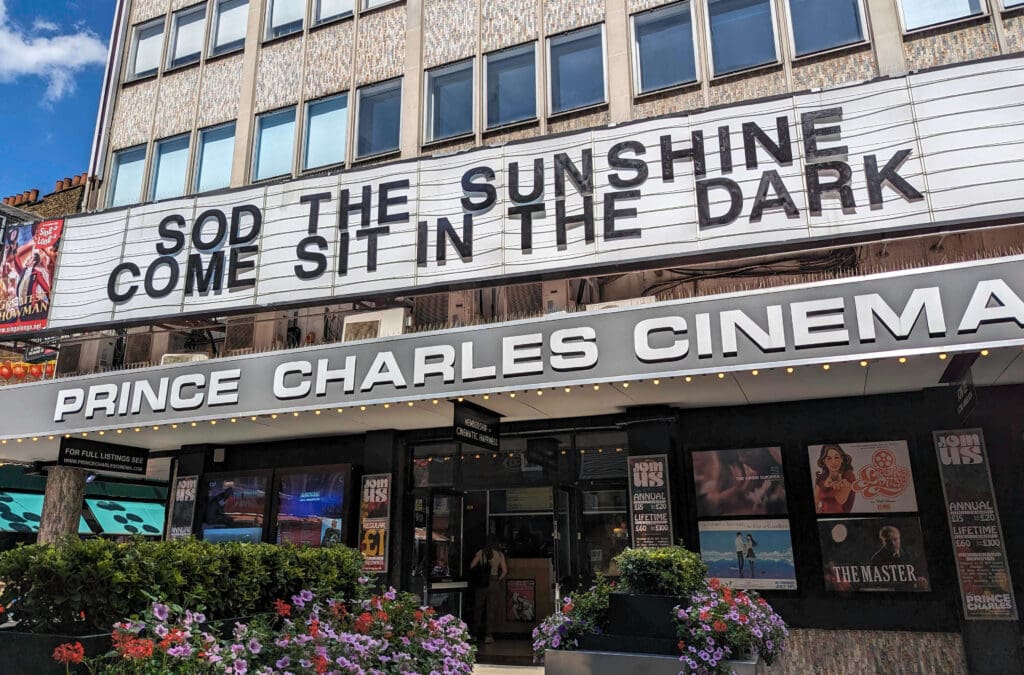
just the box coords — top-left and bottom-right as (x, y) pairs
(3, 0), (1024, 671)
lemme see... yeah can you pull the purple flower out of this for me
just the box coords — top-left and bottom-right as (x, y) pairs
(299, 589), (314, 602)
(247, 638), (262, 654)
(154, 624), (169, 638)
(551, 635), (561, 649)
(232, 659), (248, 674)
(276, 656), (291, 669)
(358, 576), (369, 584)
(384, 588), (397, 601)
(168, 644), (192, 658)
(152, 603), (169, 621)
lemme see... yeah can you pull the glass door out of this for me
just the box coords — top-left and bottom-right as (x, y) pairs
(413, 489), (467, 617)
(554, 486), (573, 601)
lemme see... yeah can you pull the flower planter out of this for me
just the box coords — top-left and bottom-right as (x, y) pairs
(0, 628), (109, 674)
(606, 592), (684, 639)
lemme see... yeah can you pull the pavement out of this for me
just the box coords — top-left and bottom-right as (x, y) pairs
(474, 666), (543, 674)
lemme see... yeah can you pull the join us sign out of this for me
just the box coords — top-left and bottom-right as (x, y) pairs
(36, 56), (1024, 334)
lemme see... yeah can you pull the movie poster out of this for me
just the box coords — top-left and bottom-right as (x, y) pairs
(506, 579), (536, 622)
(807, 441), (918, 514)
(201, 475), (267, 543)
(698, 519), (797, 590)
(275, 467), (349, 546)
(168, 475), (198, 540)
(627, 455), (674, 548)
(0, 219), (63, 335)
(934, 429), (1018, 620)
(358, 474), (392, 573)
(818, 516), (930, 592)
(692, 447), (787, 517)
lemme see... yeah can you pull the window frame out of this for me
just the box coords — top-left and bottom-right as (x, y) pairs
(194, 121), (237, 193)
(108, 144), (149, 209)
(127, 17), (166, 81)
(167, 4), (207, 70)
(784, 0), (868, 59)
(703, 0), (781, 79)
(894, 0), (987, 34)
(362, 0), (401, 10)
(1003, 0), (1024, 9)
(265, 0), (306, 41)
(315, 0), (355, 25)
(354, 78), (403, 160)
(630, 1), (700, 97)
(210, 0), (249, 57)
(546, 23), (609, 117)
(483, 42), (539, 130)
(423, 58), (476, 144)
(302, 92), (350, 171)
(252, 106), (299, 182)
(150, 133), (193, 202)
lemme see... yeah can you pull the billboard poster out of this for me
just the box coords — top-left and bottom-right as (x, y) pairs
(0, 219), (63, 335)
(692, 447), (787, 517)
(818, 516), (930, 592)
(506, 579), (536, 622)
(933, 429), (1018, 620)
(698, 519), (797, 590)
(274, 467), (349, 546)
(627, 454), (674, 549)
(168, 475), (198, 539)
(358, 474), (392, 573)
(808, 441), (918, 514)
(201, 475), (267, 544)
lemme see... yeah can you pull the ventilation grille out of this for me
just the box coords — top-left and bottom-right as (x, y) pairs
(125, 333), (152, 365)
(506, 283), (542, 316)
(56, 343), (82, 376)
(225, 317), (256, 352)
(412, 294), (448, 327)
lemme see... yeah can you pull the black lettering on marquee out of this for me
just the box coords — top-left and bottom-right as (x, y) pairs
(461, 166), (497, 211)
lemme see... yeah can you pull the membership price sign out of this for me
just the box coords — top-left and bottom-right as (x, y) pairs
(628, 454), (674, 548)
(358, 474), (392, 573)
(58, 437), (149, 475)
(168, 475), (198, 539)
(933, 429), (1018, 620)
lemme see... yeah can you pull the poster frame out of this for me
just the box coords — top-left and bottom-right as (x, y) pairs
(627, 453), (675, 549)
(358, 473), (393, 574)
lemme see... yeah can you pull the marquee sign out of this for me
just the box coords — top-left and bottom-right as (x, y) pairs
(38, 56), (1024, 334)
(0, 255), (1021, 439)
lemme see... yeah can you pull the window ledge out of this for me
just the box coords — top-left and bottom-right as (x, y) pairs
(262, 29), (304, 49)
(791, 39), (871, 64)
(301, 161), (346, 176)
(206, 46), (245, 64)
(353, 149), (401, 165)
(311, 13), (354, 33)
(422, 131), (475, 151)
(901, 12), (989, 37)
(484, 117), (540, 136)
(123, 72), (159, 87)
(710, 61), (782, 83)
(359, 0), (406, 18)
(633, 79), (700, 102)
(252, 173), (294, 186)
(1002, 5), (1024, 19)
(163, 60), (201, 77)
(547, 101), (609, 122)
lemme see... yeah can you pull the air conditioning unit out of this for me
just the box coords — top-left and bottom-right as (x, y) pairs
(55, 342), (83, 376)
(586, 296), (657, 311)
(160, 353), (210, 366)
(342, 307), (409, 341)
(541, 280), (570, 313)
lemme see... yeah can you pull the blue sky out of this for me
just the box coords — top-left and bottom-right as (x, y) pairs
(0, 0), (114, 201)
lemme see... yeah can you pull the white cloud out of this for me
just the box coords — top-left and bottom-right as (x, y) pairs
(0, 0), (107, 104)
(32, 18), (59, 33)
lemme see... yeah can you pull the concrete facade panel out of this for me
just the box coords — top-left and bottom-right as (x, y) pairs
(355, 5), (408, 85)
(548, 108), (610, 134)
(423, 0), (478, 69)
(110, 80), (159, 150)
(304, 21), (355, 100)
(628, 0), (677, 12)
(130, 0), (168, 24)
(633, 86), (706, 120)
(1004, 13), (1024, 54)
(482, 123), (544, 145)
(791, 46), (877, 92)
(481, 0), (538, 52)
(777, 629), (966, 675)
(154, 67), (200, 139)
(197, 54), (244, 128)
(255, 38), (305, 113)
(708, 67), (787, 107)
(544, 0), (604, 36)
(904, 22), (1000, 71)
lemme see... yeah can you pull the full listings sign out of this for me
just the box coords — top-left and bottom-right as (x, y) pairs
(58, 436), (149, 475)
(933, 429), (1018, 620)
(628, 454), (674, 548)
(358, 473), (392, 573)
(39, 57), (1024, 334)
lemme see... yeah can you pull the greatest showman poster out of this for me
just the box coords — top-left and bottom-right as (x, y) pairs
(808, 441), (918, 514)
(0, 219), (63, 334)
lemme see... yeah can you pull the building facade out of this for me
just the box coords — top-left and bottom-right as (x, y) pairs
(2, 0), (1024, 672)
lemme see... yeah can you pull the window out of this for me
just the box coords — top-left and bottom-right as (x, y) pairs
(151, 134), (190, 201)
(788, 0), (863, 56)
(195, 122), (236, 192)
(633, 2), (697, 93)
(304, 94), (348, 169)
(316, 0), (354, 23)
(253, 108), (297, 181)
(548, 25), (605, 114)
(356, 79), (401, 158)
(485, 43), (535, 128)
(129, 19), (164, 79)
(168, 6), (206, 68)
(898, 0), (982, 31)
(267, 0), (304, 39)
(1005, 0), (1024, 7)
(211, 0), (248, 55)
(707, 0), (777, 76)
(426, 60), (473, 142)
(109, 146), (147, 208)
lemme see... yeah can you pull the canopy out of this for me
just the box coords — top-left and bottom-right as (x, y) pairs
(85, 499), (165, 536)
(0, 491), (90, 534)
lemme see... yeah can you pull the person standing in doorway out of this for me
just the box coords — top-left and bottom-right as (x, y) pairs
(469, 536), (508, 644)
(735, 532), (745, 577)
(746, 533), (758, 579)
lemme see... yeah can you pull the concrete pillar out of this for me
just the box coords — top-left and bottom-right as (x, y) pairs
(605, 0), (632, 124)
(865, 0), (908, 76)
(400, 0), (425, 157)
(230, 0), (267, 186)
(37, 466), (87, 545)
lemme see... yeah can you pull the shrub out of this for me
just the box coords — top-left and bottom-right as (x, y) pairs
(0, 538), (365, 635)
(613, 546), (707, 597)
(531, 576), (613, 664)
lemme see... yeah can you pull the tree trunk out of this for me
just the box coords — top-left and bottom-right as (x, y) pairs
(37, 466), (86, 545)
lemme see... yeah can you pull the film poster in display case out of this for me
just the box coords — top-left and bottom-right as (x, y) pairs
(506, 579), (536, 622)
(698, 519), (797, 590)
(808, 441), (918, 515)
(692, 447), (787, 517)
(168, 475), (198, 539)
(933, 429), (1018, 620)
(818, 516), (931, 592)
(627, 454), (674, 548)
(358, 474), (392, 573)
